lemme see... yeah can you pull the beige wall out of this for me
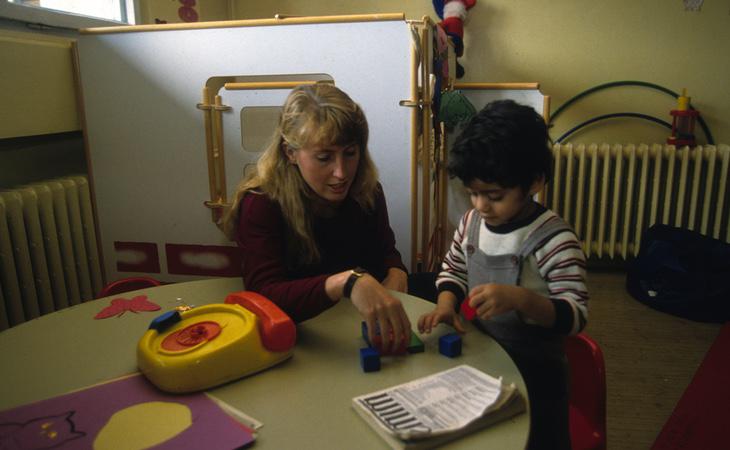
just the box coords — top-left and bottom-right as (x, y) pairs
(0, 29), (78, 139)
(4, 1), (726, 144)
(138, 0), (230, 24)
(231, 0), (729, 146)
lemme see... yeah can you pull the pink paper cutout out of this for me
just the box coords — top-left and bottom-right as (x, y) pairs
(94, 295), (161, 319)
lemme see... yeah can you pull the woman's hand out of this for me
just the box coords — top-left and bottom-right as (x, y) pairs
(382, 267), (408, 293)
(349, 274), (411, 353)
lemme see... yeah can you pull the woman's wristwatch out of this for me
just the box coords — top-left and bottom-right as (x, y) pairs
(343, 267), (367, 299)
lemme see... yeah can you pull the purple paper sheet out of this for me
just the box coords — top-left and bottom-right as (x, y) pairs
(0, 373), (254, 449)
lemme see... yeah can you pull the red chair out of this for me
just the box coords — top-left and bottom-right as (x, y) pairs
(566, 333), (607, 450)
(97, 276), (162, 298)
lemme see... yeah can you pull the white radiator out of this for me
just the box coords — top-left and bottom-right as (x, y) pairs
(0, 176), (103, 329)
(544, 144), (730, 259)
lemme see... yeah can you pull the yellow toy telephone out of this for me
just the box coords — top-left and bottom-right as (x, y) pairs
(137, 291), (296, 393)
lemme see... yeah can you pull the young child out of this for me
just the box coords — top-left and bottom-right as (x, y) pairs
(418, 100), (588, 449)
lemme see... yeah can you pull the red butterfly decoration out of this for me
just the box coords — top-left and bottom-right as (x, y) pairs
(94, 295), (161, 319)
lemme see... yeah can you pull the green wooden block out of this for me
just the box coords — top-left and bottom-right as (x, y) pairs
(407, 331), (424, 353)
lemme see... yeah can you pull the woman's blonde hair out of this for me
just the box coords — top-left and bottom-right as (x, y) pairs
(223, 83), (380, 266)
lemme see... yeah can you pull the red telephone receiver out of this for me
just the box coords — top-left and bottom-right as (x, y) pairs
(225, 291), (296, 352)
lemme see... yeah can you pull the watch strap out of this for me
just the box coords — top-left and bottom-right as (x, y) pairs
(343, 267), (367, 299)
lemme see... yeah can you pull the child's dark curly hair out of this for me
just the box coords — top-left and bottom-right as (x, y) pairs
(448, 99), (552, 191)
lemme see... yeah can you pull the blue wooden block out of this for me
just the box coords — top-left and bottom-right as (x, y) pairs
(360, 347), (381, 372)
(361, 321), (374, 347)
(439, 333), (462, 358)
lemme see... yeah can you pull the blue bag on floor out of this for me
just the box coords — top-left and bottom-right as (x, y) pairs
(626, 224), (730, 323)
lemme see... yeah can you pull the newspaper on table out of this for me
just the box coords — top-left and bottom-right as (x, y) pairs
(352, 365), (509, 440)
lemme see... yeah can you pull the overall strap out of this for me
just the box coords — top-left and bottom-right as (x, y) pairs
(465, 209), (482, 249)
(517, 216), (574, 259)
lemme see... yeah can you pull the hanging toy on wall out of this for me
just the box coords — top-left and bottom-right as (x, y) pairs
(432, 0), (477, 78)
(667, 88), (699, 147)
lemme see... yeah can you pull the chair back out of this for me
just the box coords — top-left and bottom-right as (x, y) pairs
(98, 276), (162, 298)
(565, 333), (607, 450)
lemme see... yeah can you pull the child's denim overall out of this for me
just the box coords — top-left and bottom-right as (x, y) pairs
(465, 209), (573, 449)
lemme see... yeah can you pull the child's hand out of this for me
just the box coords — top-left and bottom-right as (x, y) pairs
(417, 304), (466, 335)
(467, 283), (523, 320)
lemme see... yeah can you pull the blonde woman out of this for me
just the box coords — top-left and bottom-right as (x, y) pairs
(224, 84), (411, 351)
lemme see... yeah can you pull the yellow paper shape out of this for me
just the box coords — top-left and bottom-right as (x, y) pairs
(94, 401), (192, 450)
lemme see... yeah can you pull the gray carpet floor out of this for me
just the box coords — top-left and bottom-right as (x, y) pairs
(583, 270), (722, 450)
